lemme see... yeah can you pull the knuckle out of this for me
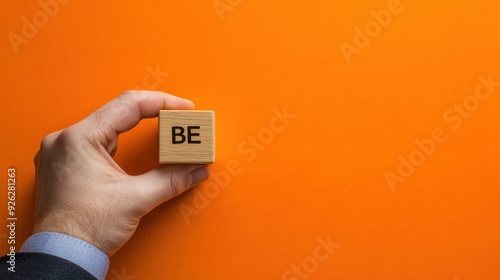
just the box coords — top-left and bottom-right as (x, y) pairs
(54, 128), (77, 147)
(165, 172), (188, 198)
(121, 90), (134, 99)
(40, 131), (59, 150)
(121, 90), (142, 101)
(118, 91), (142, 111)
(122, 90), (135, 96)
(33, 150), (40, 165)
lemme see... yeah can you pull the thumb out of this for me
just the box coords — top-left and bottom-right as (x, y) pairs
(133, 165), (210, 212)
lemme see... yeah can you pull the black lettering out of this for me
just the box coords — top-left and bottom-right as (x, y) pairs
(187, 126), (201, 144)
(172, 126), (186, 144)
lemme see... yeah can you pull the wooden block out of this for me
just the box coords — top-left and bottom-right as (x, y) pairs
(159, 110), (215, 164)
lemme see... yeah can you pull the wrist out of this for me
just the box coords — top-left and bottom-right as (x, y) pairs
(34, 213), (109, 256)
(21, 232), (110, 280)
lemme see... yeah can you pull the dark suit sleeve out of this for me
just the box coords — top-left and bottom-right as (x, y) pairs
(0, 252), (96, 280)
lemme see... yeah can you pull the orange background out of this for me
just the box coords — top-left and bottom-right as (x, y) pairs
(1, 0), (500, 279)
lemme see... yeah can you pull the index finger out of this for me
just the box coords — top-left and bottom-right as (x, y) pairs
(79, 90), (194, 139)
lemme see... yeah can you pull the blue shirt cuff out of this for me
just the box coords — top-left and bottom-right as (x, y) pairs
(20, 232), (109, 280)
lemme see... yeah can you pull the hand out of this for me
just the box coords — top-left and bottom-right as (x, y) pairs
(32, 91), (210, 256)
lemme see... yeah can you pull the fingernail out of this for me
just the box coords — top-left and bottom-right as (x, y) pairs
(189, 166), (209, 187)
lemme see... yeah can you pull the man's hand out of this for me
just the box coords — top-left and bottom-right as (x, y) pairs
(33, 91), (210, 256)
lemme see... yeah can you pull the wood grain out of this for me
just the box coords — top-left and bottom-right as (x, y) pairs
(159, 110), (215, 164)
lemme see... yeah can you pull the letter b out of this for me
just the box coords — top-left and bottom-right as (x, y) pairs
(172, 126), (201, 144)
(172, 126), (186, 144)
